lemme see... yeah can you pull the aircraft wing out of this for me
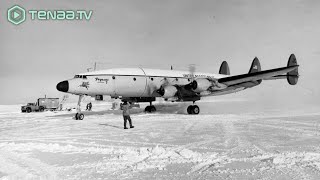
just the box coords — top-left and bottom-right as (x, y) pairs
(157, 54), (299, 102)
(218, 65), (299, 86)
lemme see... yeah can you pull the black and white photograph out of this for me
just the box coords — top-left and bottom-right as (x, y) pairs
(0, 0), (320, 179)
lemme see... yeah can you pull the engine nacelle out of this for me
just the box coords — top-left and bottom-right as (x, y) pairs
(160, 85), (178, 98)
(193, 79), (212, 92)
(192, 78), (228, 92)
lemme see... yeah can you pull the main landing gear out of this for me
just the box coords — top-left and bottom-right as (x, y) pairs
(187, 105), (200, 115)
(145, 102), (156, 113)
(75, 95), (84, 120)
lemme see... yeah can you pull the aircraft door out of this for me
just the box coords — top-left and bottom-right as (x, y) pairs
(114, 68), (147, 97)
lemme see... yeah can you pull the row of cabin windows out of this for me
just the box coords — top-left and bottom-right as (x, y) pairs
(74, 75), (190, 82)
(111, 76), (190, 81)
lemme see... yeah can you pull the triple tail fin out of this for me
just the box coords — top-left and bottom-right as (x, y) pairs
(249, 57), (262, 84)
(248, 57), (261, 73)
(219, 61), (230, 75)
(287, 54), (299, 85)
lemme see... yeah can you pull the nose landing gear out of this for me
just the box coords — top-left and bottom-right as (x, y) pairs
(187, 105), (200, 115)
(75, 95), (84, 120)
(75, 112), (84, 120)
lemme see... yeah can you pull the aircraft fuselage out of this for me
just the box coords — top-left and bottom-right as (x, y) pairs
(57, 68), (231, 98)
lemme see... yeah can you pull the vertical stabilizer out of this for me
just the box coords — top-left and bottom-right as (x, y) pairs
(287, 54), (299, 85)
(248, 57), (262, 84)
(219, 61), (230, 75)
(248, 57), (261, 74)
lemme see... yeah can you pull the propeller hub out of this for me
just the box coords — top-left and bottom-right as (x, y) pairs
(157, 87), (165, 96)
(191, 81), (197, 90)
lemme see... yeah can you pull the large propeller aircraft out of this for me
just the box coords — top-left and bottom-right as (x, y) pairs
(57, 54), (299, 120)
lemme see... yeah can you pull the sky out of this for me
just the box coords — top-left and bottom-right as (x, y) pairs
(0, 0), (320, 106)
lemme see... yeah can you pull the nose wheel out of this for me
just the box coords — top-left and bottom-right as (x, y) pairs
(187, 105), (200, 115)
(75, 113), (84, 120)
(75, 95), (84, 120)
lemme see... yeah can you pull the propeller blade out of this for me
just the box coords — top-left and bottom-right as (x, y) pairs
(189, 64), (196, 82)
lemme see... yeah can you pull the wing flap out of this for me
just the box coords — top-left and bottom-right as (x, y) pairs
(263, 75), (287, 80)
(218, 65), (299, 86)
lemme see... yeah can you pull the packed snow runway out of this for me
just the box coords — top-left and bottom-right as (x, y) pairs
(1, 102), (320, 179)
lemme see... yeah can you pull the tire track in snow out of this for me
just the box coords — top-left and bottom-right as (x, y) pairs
(185, 115), (275, 177)
(222, 118), (315, 179)
(0, 149), (57, 179)
(251, 122), (320, 137)
(185, 118), (241, 175)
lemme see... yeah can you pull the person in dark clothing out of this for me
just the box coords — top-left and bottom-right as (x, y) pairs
(88, 102), (92, 111)
(86, 102), (92, 111)
(121, 101), (134, 129)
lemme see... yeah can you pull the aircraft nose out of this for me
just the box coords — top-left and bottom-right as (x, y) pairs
(56, 81), (69, 92)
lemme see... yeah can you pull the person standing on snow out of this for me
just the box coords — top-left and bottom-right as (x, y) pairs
(86, 102), (92, 111)
(88, 102), (92, 111)
(121, 101), (134, 129)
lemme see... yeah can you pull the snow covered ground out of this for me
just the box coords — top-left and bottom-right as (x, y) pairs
(0, 101), (320, 180)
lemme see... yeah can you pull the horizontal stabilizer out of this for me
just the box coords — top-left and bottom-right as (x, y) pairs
(218, 65), (299, 86)
(263, 54), (299, 85)
(219, 61), (230, 75)
(263, 75), (287, 80)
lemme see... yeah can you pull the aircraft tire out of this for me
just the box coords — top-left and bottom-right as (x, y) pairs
(144, 106), (152, 113)
(187, 106), (193, 114)
(78, 113), (84, 120)
(192, 105), (200, 115)
(75, 113), (79, 120)
(150, 106), (156, 112)
(145, 106), (151, 112)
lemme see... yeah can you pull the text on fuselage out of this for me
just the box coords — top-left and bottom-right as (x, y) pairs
(95, 78), (109, 84)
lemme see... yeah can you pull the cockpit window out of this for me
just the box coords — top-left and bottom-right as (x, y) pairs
(74, 75), (87, 79)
